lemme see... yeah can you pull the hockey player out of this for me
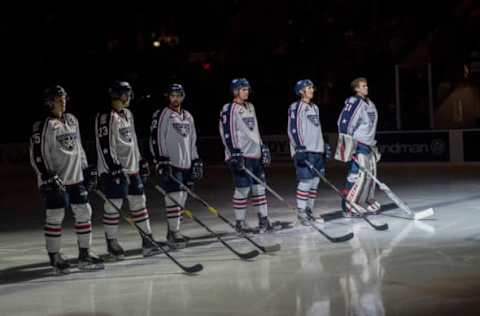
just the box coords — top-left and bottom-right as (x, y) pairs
(95, 81), (161, 260)
(288, 79), (330, 225)
(219, 78), (273, 234)
(335, 77), (380, 216)
(30, 85), (104, 274)
(149, 83), (203, 249)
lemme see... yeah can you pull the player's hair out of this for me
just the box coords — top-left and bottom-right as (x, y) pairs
(350, 77), (368, 91)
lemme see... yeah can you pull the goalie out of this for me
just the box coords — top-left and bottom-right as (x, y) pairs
(335, 77), (381, 216)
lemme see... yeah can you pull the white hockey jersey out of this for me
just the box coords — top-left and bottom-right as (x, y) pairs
(149, 107), (199, 170)
(337, 96), (378, 146)
(95, 108), (141, 175)
(219, 102), (262, 160)
(287, 101), (325, 157)
(30, 113), (87, 186)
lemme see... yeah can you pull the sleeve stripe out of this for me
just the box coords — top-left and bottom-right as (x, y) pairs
(221, 103), (236, 152)
(30, 119), (50, 177)
(96, 112), (116, 172)
(149, 109), (163, 161)
(158, 108), (168, 155)
(338, 97), (361, 134)
(288, 102), (303, 147)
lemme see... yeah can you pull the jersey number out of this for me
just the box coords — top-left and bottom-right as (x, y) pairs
(97, 126), (108, 138)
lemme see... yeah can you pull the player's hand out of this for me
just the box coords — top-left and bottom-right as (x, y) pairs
(229, 148), (244, 171)
(83, 166), (98, 192)
(294, 145), (308, 166)
(260, 144), (271, 167)
(191, 158), (204, 181)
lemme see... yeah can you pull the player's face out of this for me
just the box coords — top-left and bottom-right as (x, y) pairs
(119, 94), (131, 108)
(51, 95), (66, 117)
(169, 93), (184, 107)
(355, 81), (368, 97)
(236, 87), (249, 101)
(303, 86), (314, 99)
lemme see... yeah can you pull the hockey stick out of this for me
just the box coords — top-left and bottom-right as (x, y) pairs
(304, 161), (388, 231)
(168, 175), (281, 253)
(241, 167), (354, 243)
(153, 183), (260, 260)
(351, 157), (434, 220)
(94, 190), (203, 274)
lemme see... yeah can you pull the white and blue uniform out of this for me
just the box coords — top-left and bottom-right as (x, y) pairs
(219, 102), (268, 221)
(337, 96), (379, 211)
(29, 113), (92, 254)
(149, 106), (199, 232)
(288, 101), (325, 212)
(95, 108), (152, 240)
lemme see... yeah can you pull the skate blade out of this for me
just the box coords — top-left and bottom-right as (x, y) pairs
(78, 263), (105, 271)
(52, 267), (71, 275)
(412, 208), (434, 220)
(143, 248), (165, 258)
(104, 254), (125, 262)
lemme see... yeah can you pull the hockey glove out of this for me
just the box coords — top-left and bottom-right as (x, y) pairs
(110, 163), (127, 184)
(83, 166), (98, 192)
(294, 145), (308, 166)
(155, 157), (171, 177)
(139, 159), (150, 184)
(260, 144), (271, 167)
(324, 143), (332, 161)
(229, 148), (245, 171)
(40, 172), (65, 206)
(191, 158), (204, 181)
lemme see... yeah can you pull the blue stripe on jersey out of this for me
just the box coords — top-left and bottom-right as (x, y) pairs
(220, 103), (235, 152)
(96, 111), (117, 171)
(338, 96), (361, 134)
(149, 109), (163, 162)
(288, 101), (302, 147)
(31, 119), (50, 175)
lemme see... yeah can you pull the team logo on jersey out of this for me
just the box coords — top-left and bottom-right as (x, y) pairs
(119, 127), (132, 143)
(242, 117), (255, 131)
(368, 112), (377, 125)
(56, 133), (77, 151)
(307, 114), (320, 127)
(173, 122), (190, 137)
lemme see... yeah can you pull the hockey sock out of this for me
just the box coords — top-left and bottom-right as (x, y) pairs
(165, 192), (182, 232)
(233, 187), (250, 221)
(296, 180), (312, 211)
(128, 194), (152, 235)
(45, 208), (64, 253)
(103, 198), (122, 240)
(251, 184), (268, 217)
(307, 177), (320, 210)
(71, 203), (92, 249)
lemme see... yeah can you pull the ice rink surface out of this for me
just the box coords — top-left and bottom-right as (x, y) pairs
(1, 164), (480, 316)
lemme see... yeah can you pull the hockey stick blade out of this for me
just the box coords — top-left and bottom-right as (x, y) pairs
(167, 175), (281, 254)
(360, 215), (389, 231)
(95, 190), (203, 274)
(154, 183), (260, 260)
(310, 223), (354, 243)
(182, 210), (260, 260)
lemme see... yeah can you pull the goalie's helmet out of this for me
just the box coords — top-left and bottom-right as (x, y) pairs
(109, 81), (133, 100)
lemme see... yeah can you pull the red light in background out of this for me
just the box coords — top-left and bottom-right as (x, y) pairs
(201, 63), (212, 71)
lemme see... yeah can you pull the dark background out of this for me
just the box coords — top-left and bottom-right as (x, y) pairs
(1, 0), (478, 143)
